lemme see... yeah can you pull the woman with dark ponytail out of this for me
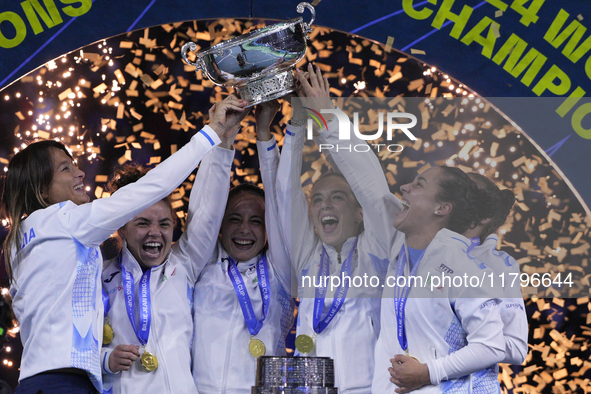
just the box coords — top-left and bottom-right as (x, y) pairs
(0, 96), (246, 394)
(373, 167), (506, 394)
(463, 173), (528, 370)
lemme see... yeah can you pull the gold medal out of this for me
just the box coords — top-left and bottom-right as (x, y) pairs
(404, 349), (419, 362)
(249, 338), (266, 358)
(295, 334), (314, 353)
(103, 323), (114, 345)
(140, 351), (158, 371)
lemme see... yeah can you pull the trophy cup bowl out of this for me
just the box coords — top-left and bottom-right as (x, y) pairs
(182, 2), (315, 106)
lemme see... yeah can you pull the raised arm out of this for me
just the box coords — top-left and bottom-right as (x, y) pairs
(275, 95), (318, 277)
(63, 96), (247, 247)
(172, 145), (234, 283)
(296, 65), (402, 262)
(173, 101), (248, 283)
(255, 101), (294, 294)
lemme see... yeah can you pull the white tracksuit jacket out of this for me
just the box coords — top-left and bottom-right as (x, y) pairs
(8, 127), (220, 392)
(468, 235), (528, 365)
(276, 121), (403, 394)
(191, 136), (294, 394)
(100, 146), (233, 394)
(373, 232), (506, 394)
(314, 114), (506, 393)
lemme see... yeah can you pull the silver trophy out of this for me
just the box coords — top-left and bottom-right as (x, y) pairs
(181, 2), (315, 106)
(252, 356), (338, 393)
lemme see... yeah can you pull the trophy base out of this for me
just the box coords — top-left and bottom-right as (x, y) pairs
(253, 389), (338, 394)
(235, 69), (296, 107)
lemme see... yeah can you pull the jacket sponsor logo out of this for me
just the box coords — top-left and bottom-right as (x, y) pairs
(104, 271), (120, 283)
(479, 299), (501, 309)
(505, 302), (524, 311)
(435, 264), (454, 275)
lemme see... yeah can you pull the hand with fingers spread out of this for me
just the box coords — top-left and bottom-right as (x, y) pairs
(109, 344), (140, 373)
(388, 355), (431, 393)
(254, 100), (281, 142)
(208, 94), (249, 140)
(294, 63), (334, 130)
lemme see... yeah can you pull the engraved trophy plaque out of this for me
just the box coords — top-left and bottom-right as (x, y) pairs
(182, 2), (315, 106)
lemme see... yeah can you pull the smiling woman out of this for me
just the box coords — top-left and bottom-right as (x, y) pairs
(310, 172), (363, 252)
(0, 122), (227, 394)
(43, 148), (90, 206)
(190, 102), (295, 393)
(0, 94), (246, 394)
(220, 184), (267, 262)
(107, 164), (175, 270)
(275, 66), (404, 393)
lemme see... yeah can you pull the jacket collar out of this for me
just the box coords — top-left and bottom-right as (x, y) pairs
(217, 242), (262, 274)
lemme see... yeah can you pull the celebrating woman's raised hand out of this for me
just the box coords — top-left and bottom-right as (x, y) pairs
(254, 100), (281, 142)
(294, 63), (334, 129)
(208, 94), (249, 141)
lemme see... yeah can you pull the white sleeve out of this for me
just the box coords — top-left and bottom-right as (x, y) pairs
(499, 297), (528, 364)
(173, 145), (233, 284)
(427, 297), (506, 384)
(318, 113), (402, 261)
(499, 254), (528, 364)
(58, 127), (221, 247)
(276, 124), (317, 276)
(100, 347), (119, 375)
(257, 136), (293, 294)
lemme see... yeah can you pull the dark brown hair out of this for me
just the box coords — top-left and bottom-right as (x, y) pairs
(435, 166), (488, 234)
(1, 140), (72, 283)
(468, 173), (515, 238)
(107, 163), (176, 226)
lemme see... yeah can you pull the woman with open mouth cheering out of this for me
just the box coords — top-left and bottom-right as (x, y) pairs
(274, 64), (405, 393)
(100, 100), (243, 394)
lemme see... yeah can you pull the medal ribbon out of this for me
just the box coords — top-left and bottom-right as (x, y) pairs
(467, 237), (480, 253)
(313, 238), (358, 335)
(121, 263), (152, 346)
(393, 245), (425, 353)
(102, 287), (111, 317)
(227, 255), (271, 337)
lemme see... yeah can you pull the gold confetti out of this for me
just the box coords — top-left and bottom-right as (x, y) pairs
(385, 36), (394, 53)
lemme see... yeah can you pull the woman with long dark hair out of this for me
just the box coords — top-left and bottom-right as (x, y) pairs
(1, 96), (246, 394)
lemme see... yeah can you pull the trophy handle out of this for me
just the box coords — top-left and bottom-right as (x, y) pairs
(181, 42), (202, 70)
(296, 2), (315, 34)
